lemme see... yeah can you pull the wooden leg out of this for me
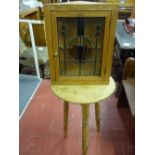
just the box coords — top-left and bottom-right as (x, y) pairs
(82, 104), (89, 155)
(64, 101), (69, 137)
(95, 102), (100, 132)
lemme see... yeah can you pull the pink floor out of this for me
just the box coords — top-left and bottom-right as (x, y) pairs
(20, 80), (135, 155)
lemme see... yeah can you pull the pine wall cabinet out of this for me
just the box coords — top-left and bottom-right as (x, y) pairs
(44, 2), (118, 85)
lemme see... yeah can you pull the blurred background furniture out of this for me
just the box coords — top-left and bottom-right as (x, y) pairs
(19, 0), (43, 11)
(99, 0), (135, 19)
(117, 57), (135, 116)
(19, 5), (49, 78)
(115, 19), (135, 64)
(111, 18), (134, 84)
(19, 36), (48, 77)
(19, 7), (46, 47)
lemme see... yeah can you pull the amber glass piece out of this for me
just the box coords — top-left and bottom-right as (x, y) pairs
(57, 17), (105, 76)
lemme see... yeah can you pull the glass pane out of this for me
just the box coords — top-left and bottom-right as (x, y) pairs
(60, 61), (79, 76)
(81, 61), (95, 76)
(57, 17), (105, 76)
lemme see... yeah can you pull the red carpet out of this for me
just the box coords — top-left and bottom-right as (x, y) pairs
(20, 80), (134, 155)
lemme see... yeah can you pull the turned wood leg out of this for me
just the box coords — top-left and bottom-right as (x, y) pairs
(82, 104), (89, 155)
(64, 101), (69, 137)
(95, 102), (100, 132)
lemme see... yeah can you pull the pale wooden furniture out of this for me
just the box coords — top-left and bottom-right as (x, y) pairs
(122, 57), (135, 79)
(19, 7), (46, 47)
(122, 79), (135, 115)
(117, 57), (135, 116)
(115, 20), (135, 64)
(51, 77), (116, 155)
(43, 2), (117, 154)
(19, 7), (42, 19)
(44, 2), (118, 85)
(101, 0), (134, 7)
(40, 0), (57, 3)
(117, 79), (135, 116)
(100, 0), (135, 19)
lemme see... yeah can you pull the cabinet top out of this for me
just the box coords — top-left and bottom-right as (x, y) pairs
(44, 1), (119, 12)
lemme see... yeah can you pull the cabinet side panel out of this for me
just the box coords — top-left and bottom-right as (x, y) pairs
(44, 6), (56, 82)
(105, 11), (118, 81)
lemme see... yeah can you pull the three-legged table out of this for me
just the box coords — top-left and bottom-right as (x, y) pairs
(51, 77), (115, 155)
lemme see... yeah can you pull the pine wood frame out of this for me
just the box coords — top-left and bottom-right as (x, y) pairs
(44, 2), (118, 85)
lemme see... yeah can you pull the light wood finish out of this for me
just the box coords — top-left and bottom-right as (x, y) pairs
(95, 102), (100, 132)
(117, 58), (135, 116)
(52, 77), (115, 155)
(44, 6), (56, 81)
(44, 2), (119, 11)
(19, 8), (40, 47)
(118, 8), (135, 19)
(100, 0), (135, 19)
(123, 79), (135, 116)
(64, 101), (69, 137)
(123, 57), (135, 80)
(51, 77), (115, 104)
(105, 10), (118, 81)
(44, 3), (118, 154)
(120, 0), (135, 8)
(130, 11), (135, 18)
(19, 7), (41, 19)
(19, 7), (46, 47)
(118, 0), (135, 19)
(82, 104), (89, 155)
(41, 0), (57, 3)
(44, 2), (118, 85)
(101, 0), (135, 8)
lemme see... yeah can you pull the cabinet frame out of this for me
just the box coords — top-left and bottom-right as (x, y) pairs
(44, 2), (118, 85)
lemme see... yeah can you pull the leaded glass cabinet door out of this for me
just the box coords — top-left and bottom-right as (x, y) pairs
(57, 16), (105, 76)
(44, 3), (118, 84)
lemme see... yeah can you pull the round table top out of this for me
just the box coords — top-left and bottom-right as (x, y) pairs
(51, 77), (115, 104)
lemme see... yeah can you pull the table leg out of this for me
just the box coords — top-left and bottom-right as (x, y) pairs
(82, 104), (89, 155)
(95, 102), (100, 132)
(64, 101), (69, 137)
